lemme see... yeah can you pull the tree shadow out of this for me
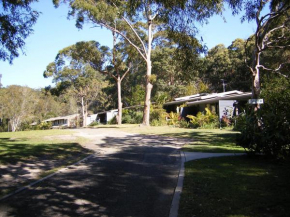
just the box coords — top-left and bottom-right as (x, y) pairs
(157, 131), (242, 151)
(0, 138), (92, 198)
(0, 134), (181, 217)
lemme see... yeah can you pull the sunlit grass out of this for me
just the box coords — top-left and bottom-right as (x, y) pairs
(107, 125), (244, 153)
(179, 156), (290, 217)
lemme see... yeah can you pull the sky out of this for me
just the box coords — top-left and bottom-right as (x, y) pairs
(0, 2), (256, 89)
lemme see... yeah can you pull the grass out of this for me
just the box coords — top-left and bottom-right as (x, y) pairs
(0, 129), (93, 198)
(99, 124), (244, 153)
(179, 156), (290, 217)
(0, 129), (91, 164)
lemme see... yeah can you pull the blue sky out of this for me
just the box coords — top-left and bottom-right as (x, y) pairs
(0, 2), (256, 89)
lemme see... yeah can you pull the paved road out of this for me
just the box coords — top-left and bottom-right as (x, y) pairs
(0, 128), (184, 217)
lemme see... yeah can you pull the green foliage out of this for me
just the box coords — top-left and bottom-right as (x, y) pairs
(0, 0), (39, 63)
(89, 121), (99, 127)
(237, 76), (290, 159)
(167, 112), (180, 126)
(150, 106), (167, 126)
(202, 39), (252, 92)
(122, 109), (143, 124)
(34, 122), (52, 130)
(187, 108), (219, 129)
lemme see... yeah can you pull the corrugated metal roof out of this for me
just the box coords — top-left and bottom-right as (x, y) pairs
(164, 91), (251, 106)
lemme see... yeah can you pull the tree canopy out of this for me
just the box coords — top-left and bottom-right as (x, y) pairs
(0, 0), (39, 64)
(53, 0), (225, 125)
(44, 41), (108, 126)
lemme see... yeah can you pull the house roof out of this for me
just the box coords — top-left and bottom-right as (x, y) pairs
(44, 114), (79, 122)
(164, 91), (252, 106)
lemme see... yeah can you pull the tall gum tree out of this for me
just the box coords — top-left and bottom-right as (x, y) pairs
(229, 0), (290, 105)
(53, 0), (224, 126)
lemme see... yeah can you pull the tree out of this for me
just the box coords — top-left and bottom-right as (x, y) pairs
(44, 41), (107, 127)
(202, 39), (251, 92)
(229, 0), (290, 101)
(102, 31), (131, 125)
(53, 0), (224, 126)
(0, 0), (39, 64)
(0, 85), (37, 132)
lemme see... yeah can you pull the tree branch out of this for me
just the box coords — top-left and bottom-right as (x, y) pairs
(97, 21), (147, 61)
(122, 16), (147, 57)
(102, 70), (118, 81)
(121, 64), (131, 81)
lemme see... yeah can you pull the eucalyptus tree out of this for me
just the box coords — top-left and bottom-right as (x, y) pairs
(0, 85), (38, 132)
(229, 0), (290, 102)
(44, 41), (108, 127)
(0, 0), (39, 64)
(102, 31), (132, 125)
(202, 39), (251, 92)
(53, 0), (224, 126)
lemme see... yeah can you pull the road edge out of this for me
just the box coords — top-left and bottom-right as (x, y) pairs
(169, 150), (185, 217)
(0, 154), (94, 202)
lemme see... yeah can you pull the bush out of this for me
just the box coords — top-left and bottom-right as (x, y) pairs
(89, 121), (99, 126)
(150, 107), (167, 126)
(237, 76), (290, 159)
(36, 122), (52, 130)
(121, 109), (143, 124)
(187, 108), (219, 129)
(167, 112), (180, 126)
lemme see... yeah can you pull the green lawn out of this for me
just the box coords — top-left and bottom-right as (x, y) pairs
(0, 129), (91, 164)
(105, 125), (244, 153)
(179, 156), (290, 217)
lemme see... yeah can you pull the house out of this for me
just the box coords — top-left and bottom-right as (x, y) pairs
(44, 114), (79, 128)
(95, 109), (118, 124)
(163, 90), (252, 120)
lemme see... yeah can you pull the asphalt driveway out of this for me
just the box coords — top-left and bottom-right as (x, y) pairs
(0, 128), (183, 217)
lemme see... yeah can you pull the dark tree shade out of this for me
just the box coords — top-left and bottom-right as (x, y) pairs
(0, 0), (39, 64)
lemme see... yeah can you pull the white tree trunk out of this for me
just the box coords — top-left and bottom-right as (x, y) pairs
(81, 96), (86, 127)
(142, 19), (153, 126)
(117, 77), (122, 125)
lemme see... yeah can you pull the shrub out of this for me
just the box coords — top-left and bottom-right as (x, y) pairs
(237, 76), (290, 159)
(150, 107), (167, 126)
(167, 112), (180, 126)
(187, 108), (219, 129)
(89, 121), (99, 126)
(121, 109), (143, 124)
(36, 122), (52, 130)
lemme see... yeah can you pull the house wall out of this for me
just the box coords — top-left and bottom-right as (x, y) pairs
(86, 114), (98, 126)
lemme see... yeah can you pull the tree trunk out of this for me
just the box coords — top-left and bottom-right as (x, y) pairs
(252, 50), (261, 111)
(11, 117), (20, 132)
(81, 96), (86, 127)
(117, 76), (122, 125)
(142, 18), (153, 126)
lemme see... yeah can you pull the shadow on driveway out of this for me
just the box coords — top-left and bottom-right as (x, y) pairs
(0, 134), (181, 217)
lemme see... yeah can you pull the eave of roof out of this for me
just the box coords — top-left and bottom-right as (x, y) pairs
(163, 92), (252, 106)
(186, 92), (252, 106)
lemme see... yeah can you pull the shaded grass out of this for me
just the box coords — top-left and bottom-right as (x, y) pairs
(179, 156), (290, 217)
(0, 129), (92, 198)
(113, 125), (244, 153)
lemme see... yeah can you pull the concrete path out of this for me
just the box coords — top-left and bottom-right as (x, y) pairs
(0, 128), (187, 217)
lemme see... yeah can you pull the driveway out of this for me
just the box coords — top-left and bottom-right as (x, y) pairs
(0, 128), (187, 217)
